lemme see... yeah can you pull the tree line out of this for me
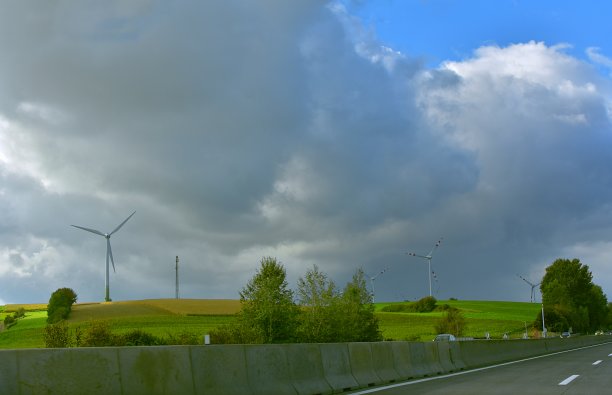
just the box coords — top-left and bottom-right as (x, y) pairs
(536, 258), (610, 334)
(210, 257), (382, 344)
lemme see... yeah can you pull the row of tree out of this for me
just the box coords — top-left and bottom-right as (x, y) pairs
(536, 258), (610, 333)
(211, 257), (382, 344)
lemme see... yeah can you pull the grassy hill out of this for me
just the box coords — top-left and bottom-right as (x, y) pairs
(0, 299), (542, 348)
(375, 300), (542, 341)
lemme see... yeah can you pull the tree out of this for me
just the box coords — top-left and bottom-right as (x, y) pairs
(296, 265), (339, 342)
(47, 288), (78, 324)
(238, 257), (300, 343)
(539, 258), (608, 333)
(336, 268), (382, 342)
(435, 308), (466, 337)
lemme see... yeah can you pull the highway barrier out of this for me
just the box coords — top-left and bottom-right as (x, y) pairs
(2, 336), (611, 394)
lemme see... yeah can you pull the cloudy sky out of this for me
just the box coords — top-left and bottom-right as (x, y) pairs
(2, 0), (612, 305)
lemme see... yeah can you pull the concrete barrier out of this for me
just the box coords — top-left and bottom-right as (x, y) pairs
(347, 342), (381, 388)
(448, 341), (466, 370)
(118, 346), (194, 395)
(285, 343), (333, 395)
(244, 344), (296, 395)
(435, 341), (456, 373)
(389, 341), (418, 380)
(17, 347), (122, 395)
(4, 336), (611, 394)
(411, 342), (444, 375)
(0, 349), (20, 395)
(319, 343), (359, 393)
(370, 342), (401, 383)
(190, 344), (252, 395)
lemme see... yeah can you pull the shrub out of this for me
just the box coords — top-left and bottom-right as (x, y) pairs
(47, 288), (78, 324)
(43, 322), (72, 348)
(435, 307), (466, 336)
(3, 315), (15, 327)
(13, 307), (25, 319)
(380, 303), (412, 312)
(81, 321), (118, 347)
(121, 330), (162, 346)
(164, 331), (200, 345)
(412, 296), (437, 313)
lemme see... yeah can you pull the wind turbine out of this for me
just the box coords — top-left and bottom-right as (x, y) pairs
(406, 238), (442, 297)
(368, 267), (388, 300)
(71, 211), (136, 302)
(517, 274), (541, 303)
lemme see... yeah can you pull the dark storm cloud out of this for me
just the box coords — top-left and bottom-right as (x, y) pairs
(1, 3), (611, 304)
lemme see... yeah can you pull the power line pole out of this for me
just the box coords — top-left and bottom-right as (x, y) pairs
(175, 255), (180, 299)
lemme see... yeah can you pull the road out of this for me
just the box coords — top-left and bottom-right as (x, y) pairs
(349, 341), (612, 395)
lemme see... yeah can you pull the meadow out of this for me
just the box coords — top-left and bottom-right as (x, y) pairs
(0, 299), (542, 348)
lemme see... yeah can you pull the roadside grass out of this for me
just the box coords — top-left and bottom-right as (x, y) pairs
(0, 299), (542, 348)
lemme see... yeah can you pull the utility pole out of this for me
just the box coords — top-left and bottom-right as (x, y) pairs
(175, 255), (180, 299)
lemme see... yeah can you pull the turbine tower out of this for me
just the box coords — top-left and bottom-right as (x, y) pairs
(368, 267), (388, 300)
(517, 274), (541, 303)
(71, 211), (136, 302)
(407, 238), (442, 297)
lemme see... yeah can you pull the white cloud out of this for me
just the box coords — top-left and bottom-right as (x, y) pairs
(587, 47), (612, 70)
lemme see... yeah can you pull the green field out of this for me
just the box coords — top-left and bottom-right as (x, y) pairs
(0, 299), (543, 348)
(375, 300), (542, 341)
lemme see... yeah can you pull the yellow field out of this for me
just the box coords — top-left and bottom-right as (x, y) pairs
(67, 299), (241, 322)
(4, 304), (48, 312)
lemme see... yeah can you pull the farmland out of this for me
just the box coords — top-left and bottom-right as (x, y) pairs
(0, 299), (542, 348)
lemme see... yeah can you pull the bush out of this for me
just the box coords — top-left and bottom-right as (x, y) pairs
(121, 330), (162, 346)
(412, 296), (437, 313)
(43, 322), (72, 348)
(47, 288), (78, 324)
(435, 307), (466, 337)
(13, 307), (25, 319)
(81, 321), (118, 347)
(380, 303), (412, 312)
(380, 297), (438, 313)
(3, 315), (15, 327)
(164, 331), (200, 345)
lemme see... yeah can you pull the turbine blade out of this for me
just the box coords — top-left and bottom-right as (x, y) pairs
(107, 239), (116, 273)
(518, 274), (534, 287)
(71, 225), (105, 237)
(407, 252), (429, 259)
(110, 211), (136, 236)
(428, 238), (443, 257)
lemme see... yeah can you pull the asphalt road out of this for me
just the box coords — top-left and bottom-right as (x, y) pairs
(349, 341), (612, 395)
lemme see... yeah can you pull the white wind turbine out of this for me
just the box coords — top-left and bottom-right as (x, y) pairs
(406, 238), (443, 297)
(71, 211), (136, 302)
(368, 267), (388, 300)
(517, 274), (541, 303)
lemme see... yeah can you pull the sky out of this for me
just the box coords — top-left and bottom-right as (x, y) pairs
(2, 0), (612, 305)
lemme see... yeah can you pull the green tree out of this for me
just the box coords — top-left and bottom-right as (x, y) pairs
(435, 307), (466, 337)
(47, 288), (78, 324)
(539, 258), (608, 333)
(336, 268), (382, 342)
(296, 265), (339, 342)
(238, 257), (300, 343)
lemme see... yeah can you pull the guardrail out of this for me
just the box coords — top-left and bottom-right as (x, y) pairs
(2, 335), (611, 394)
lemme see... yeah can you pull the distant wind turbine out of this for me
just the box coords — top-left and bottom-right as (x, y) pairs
(71, 211), (136, 302)
(406, 238), (443, 297)
(517, 274), (541, 303)
(368, 267), (388, 300)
